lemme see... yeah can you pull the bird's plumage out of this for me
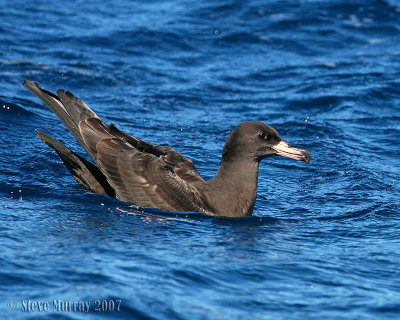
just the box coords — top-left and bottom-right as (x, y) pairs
(24, 80), (310, 217)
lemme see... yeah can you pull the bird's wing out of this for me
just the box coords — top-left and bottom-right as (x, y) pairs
(25, 80), (207, 211)
(92, 136), (206, 212)
(35, 129), (115, 197)
(78, 117), (208, 212)
(106, 122), (205, 185)
(23, 80), (100, 161)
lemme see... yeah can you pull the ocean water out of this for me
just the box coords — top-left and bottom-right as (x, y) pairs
(1, 0), (400, 319)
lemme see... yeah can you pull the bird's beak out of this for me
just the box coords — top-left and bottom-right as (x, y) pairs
(271, 141), (310, 164)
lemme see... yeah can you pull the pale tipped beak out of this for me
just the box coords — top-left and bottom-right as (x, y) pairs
(271, 140), (311, 164)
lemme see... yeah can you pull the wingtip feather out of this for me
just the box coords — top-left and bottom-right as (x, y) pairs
(23, 80), (38, 88)
(23, 80), (40, 93)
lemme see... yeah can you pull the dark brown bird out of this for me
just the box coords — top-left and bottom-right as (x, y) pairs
(24, 80), (310, 217)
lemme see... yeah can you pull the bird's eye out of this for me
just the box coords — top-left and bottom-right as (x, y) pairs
(258, 132), (268, 140)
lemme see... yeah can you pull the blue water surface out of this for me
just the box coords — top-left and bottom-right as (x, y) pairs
(1, 0), (400, 319)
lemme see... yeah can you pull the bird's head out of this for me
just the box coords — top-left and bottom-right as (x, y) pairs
(222, 121), (310, 164)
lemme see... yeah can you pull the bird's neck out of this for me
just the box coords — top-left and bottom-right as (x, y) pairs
(204, 158), (260, 217)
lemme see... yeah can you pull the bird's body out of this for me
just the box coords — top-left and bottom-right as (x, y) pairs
(24, 80), (310, 217)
